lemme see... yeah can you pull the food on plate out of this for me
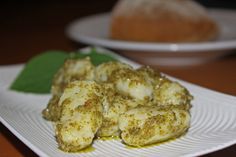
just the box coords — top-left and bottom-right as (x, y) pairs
(119, 106), (190, 146)
(42, 57), (193, 152)
(110, 0), (219, 42)
(152, 78), (192, 110)
(56, 80), (103, 152)
(42, 58), (95, 121)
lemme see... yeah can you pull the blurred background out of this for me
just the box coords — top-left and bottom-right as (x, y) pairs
(0, 0), (236, 65)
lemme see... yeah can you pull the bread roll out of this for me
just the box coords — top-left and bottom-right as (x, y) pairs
(110, 0), (219, 43)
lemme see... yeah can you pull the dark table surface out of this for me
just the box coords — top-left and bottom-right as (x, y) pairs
(0, 1), (236, 156)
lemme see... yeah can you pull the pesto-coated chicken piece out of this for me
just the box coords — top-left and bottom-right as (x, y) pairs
(110, 68), (153, 102)
(97, 95), (130, 137)
(51, 57), (95, 95)
(98, 90), (140, 137)
(94, 61), (132, 83)
(97, 83), (140, 137)
(119, 106), (190, 147)
(152, 78), (193, 110)
(55, 80), (103, 152)
(42, 58), (95, 121)
(136, 66), (162, 87)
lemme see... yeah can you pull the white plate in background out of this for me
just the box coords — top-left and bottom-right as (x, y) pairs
(66, 9), (236, 65)
(1, 47), (236, 157)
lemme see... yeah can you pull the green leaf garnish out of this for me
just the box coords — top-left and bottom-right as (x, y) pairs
(10, 48), (116, 93)
(10, 51), (68, 93)
(69, 48), (117, 65)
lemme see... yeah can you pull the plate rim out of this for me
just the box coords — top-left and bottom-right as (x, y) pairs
(66, 9), (236, 52)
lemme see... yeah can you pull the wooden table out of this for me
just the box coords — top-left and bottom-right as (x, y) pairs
(0, 1), (235, 157)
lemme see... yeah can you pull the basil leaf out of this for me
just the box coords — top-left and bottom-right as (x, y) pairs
(70, 48), (117, 65)
(10, 51), (68, 93)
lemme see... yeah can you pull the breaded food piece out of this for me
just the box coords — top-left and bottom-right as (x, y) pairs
(153, 78), (193, 110)
(42, 58), (95, 121)
(136, 66), (162, 87)
(55, 80), (103, 152)
(98, 92), (141, 137)
(94, 61), (132, 83)
(119, 106), (190, 147)
(110, 68), (153, 102)
(98, 83), (140, 137)
(98, 95), (130, 137)
(52, 57), (95, 96)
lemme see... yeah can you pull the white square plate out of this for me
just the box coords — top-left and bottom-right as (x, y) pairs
(1, 48), (236, 157)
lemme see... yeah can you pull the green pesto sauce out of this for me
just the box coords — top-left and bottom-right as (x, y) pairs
(125, 132), (188, 149)
(77, 145), (95, 153)
(96, 136), (120, 141)
(125, 138), (175, 149)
